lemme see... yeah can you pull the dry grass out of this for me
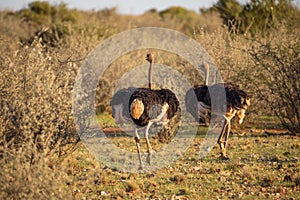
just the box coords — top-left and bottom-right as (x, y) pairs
(36, 132), (299, 199)
(0, 4), (299, 199)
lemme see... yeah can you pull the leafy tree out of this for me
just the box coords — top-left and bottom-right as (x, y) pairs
(18, 1), (78, 25)
(213, 0), (243, 30)
(240, 0), (299, 35)
(213, 0), (300, 35)
(159, 6), (191, 20)
(159, 6), (202, 34)
(17, 1), (80, 46)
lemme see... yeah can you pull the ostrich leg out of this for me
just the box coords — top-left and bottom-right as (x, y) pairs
(222, 120), (231, 159)
(217, 118), (230, 159)
(145, 121), (154, 165)
(134, 127), (143, 169)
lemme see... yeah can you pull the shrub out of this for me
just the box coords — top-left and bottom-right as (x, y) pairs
(159, 6), (205, 34)
(213, 0), (300, 36)
(0, 143), (72, 199)
(0, 28), (85, 198)
(248, 27), (300, 133)
(0, 33), (80, 157)
(18, 1), (78, 25)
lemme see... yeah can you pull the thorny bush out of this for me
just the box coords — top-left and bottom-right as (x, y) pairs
(0, 35), (80, 157)
(248, 27), (300, 133)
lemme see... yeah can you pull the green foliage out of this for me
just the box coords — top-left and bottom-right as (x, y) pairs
(158, 6), (203, 34)
(213, 0), (300, 35)
(213, 0), (243, 23)
(16, 1), (80, 46)
(159, 6), (201, 25)
(18, 1), (78, 25)
(241, 0), (299, 35)
(147, 8), (158, 13)
(159, 6), (191, 19)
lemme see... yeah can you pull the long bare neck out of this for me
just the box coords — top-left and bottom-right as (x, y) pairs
(148, 61), (152, 90)
(204, 63), (209, 86)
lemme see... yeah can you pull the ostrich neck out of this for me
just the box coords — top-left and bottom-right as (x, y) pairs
(148, 62), (152, 89)
(205, 65), (209, 86)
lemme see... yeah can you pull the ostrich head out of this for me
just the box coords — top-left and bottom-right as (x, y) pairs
(245, 96), (251, 107)
(237, 96), (251, 124)
(241, 96), (251, 109)
(146, 53), (154, 63)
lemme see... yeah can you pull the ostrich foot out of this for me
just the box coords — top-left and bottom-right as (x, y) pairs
(219, 154), (230, 161)
(146, 149), (155, 165)
(138, 165), (144, 171)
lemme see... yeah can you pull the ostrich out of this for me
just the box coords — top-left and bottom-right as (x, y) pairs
(185, 63), (250, 159)
(129, 53), (180, 169)
(110, 54), (180, 169)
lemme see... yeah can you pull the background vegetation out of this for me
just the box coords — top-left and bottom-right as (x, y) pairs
(0, 0), (299, 199)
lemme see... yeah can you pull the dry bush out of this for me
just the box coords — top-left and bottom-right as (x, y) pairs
(0, 29), (89, 198)
(0, 142), (72, 199)
(248, 26), (300, 133)
(0, 12), (112, 195)
(0, 35), (79, 154)
(294, 174), (300, 186)
(193, 27), (250, 83)
(0, 11), (34, 41)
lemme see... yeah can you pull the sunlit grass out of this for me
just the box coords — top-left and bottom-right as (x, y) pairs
(62, 133), (300, 199)
(96, 111), (117, 128)
(72, 113), (300, 199)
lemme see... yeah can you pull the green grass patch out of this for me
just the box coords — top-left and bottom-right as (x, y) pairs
(96, 112), (117, 128)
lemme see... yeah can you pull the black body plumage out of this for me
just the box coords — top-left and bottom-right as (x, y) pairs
(129, 88), (179, 127)
(185, 83), (250, 123)
(202, 83), (249, 109)
(157, 88), (179, 120)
